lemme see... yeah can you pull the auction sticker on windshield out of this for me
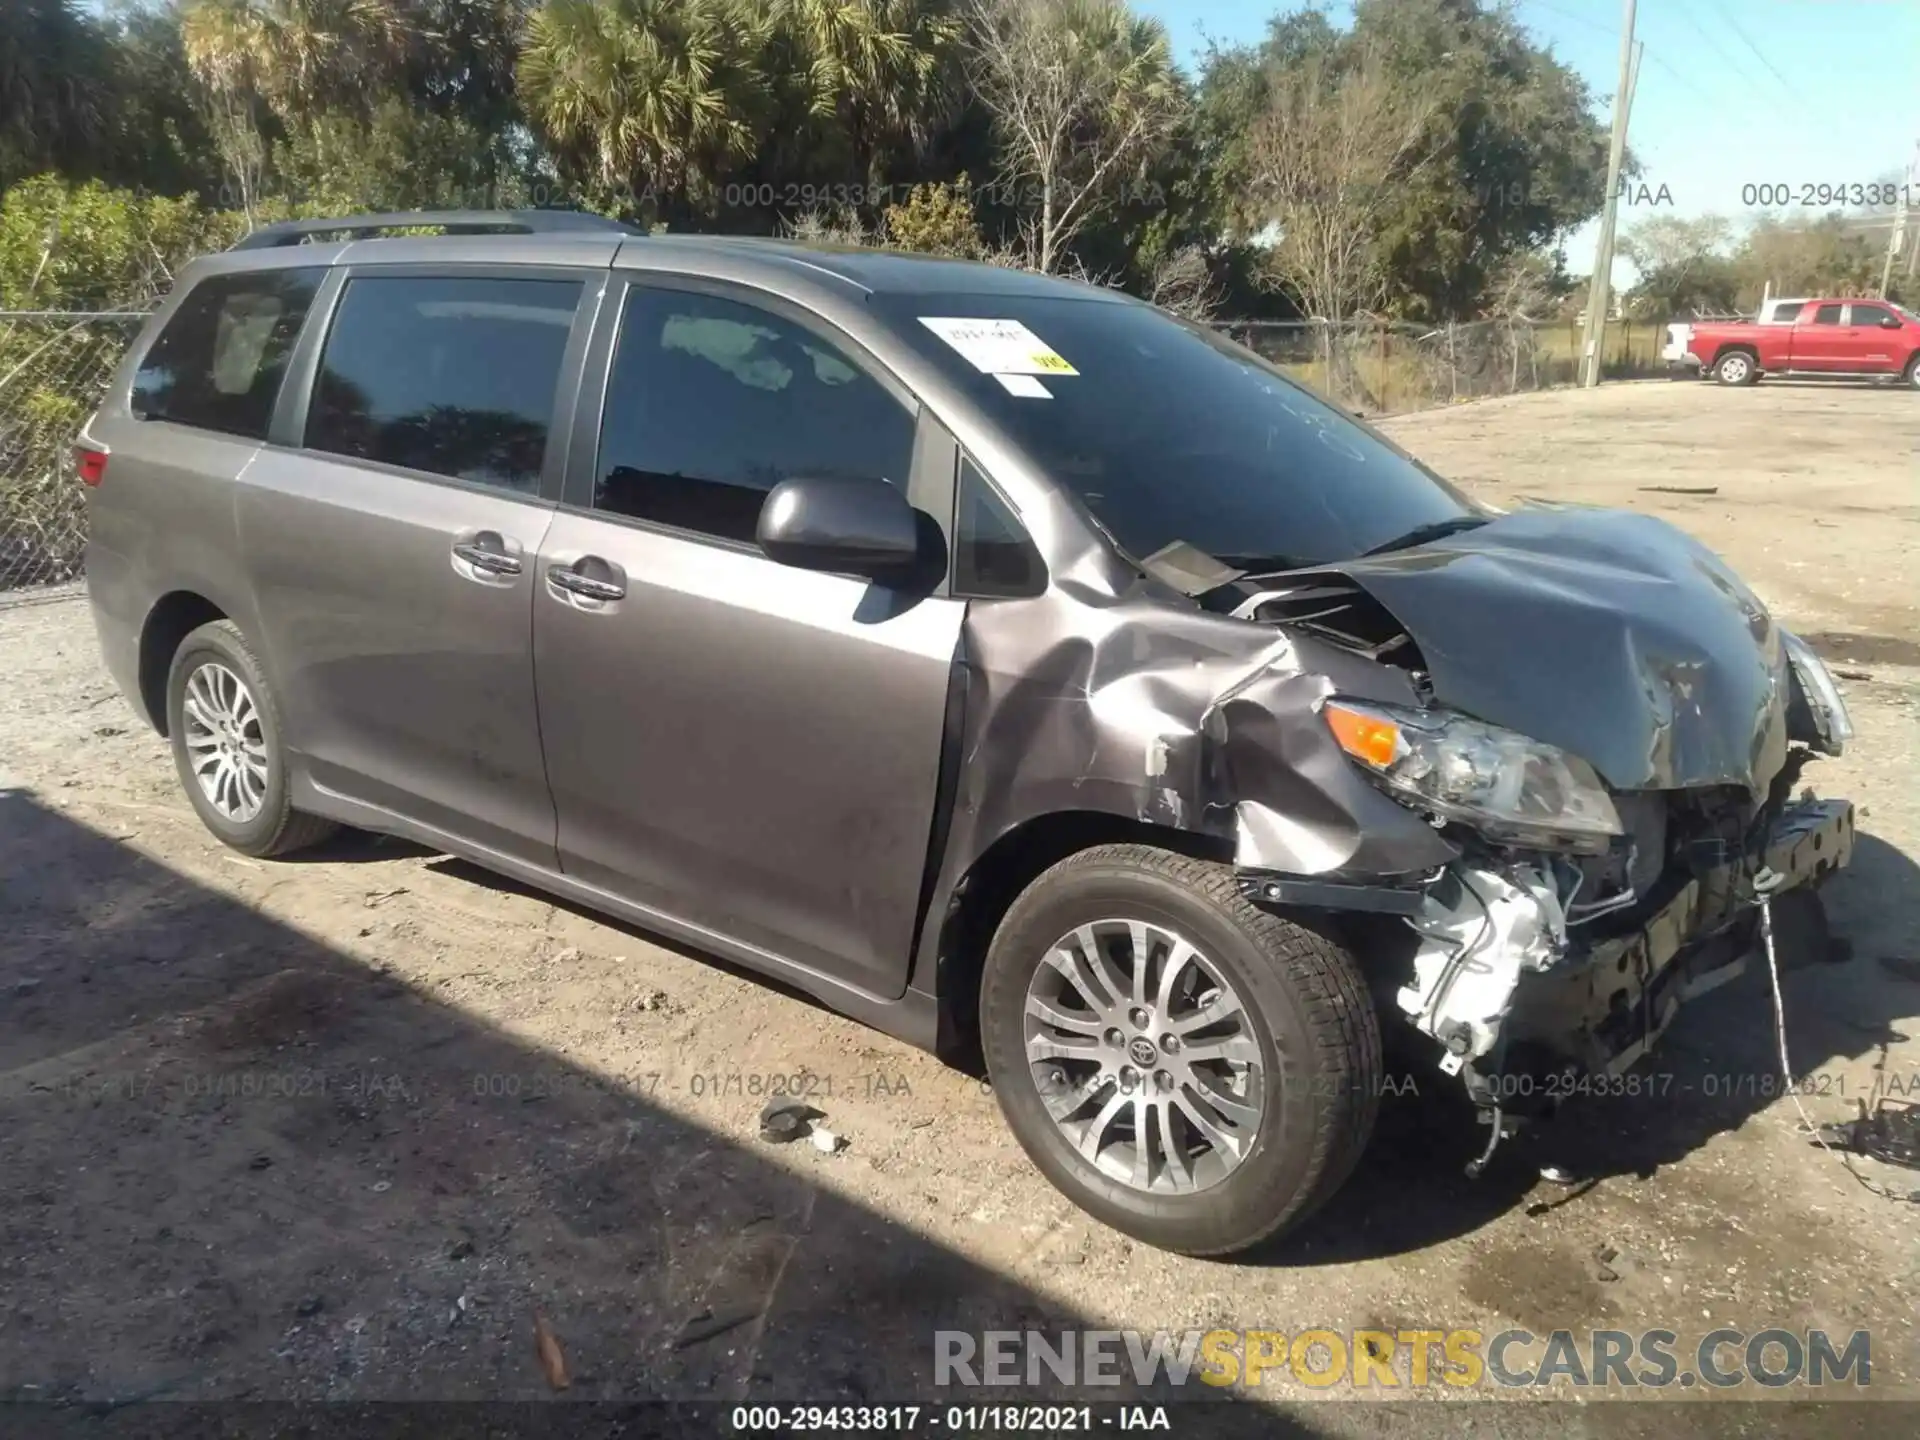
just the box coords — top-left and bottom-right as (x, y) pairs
(919, 317), (1079, 376)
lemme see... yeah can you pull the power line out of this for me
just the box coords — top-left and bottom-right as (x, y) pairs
(1702, 0), (1796, 96)
(1672, 5), (1766, 94)
(1518, 0), (1739, 111)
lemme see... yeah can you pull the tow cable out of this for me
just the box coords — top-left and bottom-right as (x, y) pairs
(1755, 865), (1919, 1204)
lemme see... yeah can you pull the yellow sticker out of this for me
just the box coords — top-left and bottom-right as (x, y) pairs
(919, 317), (1080, 377)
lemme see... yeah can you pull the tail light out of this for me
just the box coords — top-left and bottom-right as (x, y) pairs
(75, 445), (109, 487)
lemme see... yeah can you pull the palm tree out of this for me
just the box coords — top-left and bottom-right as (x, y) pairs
(0, 0), (108, 188)
(519, 0), (772, 222)
(180, 0), (409, 218)
(775, 0), (963, 187)
(179, 0), (406, 117)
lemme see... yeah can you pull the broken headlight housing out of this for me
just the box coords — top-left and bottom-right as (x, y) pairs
(1781, 629), (1852, 756)
(1321, 698), (1623, 854)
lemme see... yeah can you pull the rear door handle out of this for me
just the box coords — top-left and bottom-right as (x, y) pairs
(452, 531), (523, 578)
(547, 557), (626, 602)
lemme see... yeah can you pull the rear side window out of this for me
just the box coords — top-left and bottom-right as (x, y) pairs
(133, 269), (323, 439)
(305, 275), (583, 495)
(1810, 304), (1843, 325)
(1769, 302), (1803, 323)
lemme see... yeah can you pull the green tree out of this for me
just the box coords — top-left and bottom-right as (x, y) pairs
(883, 174), (983, 255)
(773, 0), (964, 190)
(1621, 214), (1740, 319)
(518, 0), (773, 223)
(1199, 0), (1613, 321)
(0, 0), (111, 192)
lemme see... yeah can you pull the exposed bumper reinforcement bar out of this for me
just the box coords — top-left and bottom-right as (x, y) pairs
(1502, 797), (1856, 1087)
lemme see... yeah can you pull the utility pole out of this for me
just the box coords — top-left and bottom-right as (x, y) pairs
(1885, 138), (1920, 295)
(1581, 0), (1640, 387)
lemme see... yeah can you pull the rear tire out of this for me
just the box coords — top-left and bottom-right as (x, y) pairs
(979, 844), (1381, 1257)
(1903, 352), (1920, 389)
(165, 620), (337, 858)
(1713, 349), (1758, 386)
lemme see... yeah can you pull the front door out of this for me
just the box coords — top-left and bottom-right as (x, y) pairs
(239, 269), (594, 864)
(1841, 302), (1902, 372)
(532, 281), (964, 997)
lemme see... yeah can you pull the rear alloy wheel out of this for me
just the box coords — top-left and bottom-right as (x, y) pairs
(980, 845), (1381, 1257)
(166, 620), (337, 858)
(1904, 353), (1920, 389)
(1713, 350), (1757, 386)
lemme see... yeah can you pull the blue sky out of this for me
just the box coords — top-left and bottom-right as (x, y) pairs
(1138, 0), (1920, 284)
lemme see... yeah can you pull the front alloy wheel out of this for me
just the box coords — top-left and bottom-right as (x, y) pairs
(1024, 918), (1264, 1194)
(981, 844), (1382, 1257)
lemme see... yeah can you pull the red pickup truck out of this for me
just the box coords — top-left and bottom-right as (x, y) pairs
(1663, 298), (1920, 388)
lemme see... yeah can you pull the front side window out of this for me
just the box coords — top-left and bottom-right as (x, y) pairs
(1810, 303), (1843, 325)
(305, 275), (583, 494)
(594, 287), (917, 544)
(133, 268), (324, 438)
(881, 293), (1476, 572)
(1847, 303), (1893, 327)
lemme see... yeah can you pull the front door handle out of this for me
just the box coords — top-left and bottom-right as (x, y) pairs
(452, 531), (523, 578)
(547, 558), (626, 602)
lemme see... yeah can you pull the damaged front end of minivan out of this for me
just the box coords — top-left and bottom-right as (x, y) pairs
(1229, 507), (1860, 1146)
(941, 503), (1857, 1161)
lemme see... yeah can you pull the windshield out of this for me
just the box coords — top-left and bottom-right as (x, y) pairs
(882, 293), (1478, 571)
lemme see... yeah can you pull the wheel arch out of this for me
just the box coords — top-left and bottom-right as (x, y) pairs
(1711, 342), (1759, 369)
(138, 590), (229, 735)
(928, 809), (1231, 1066)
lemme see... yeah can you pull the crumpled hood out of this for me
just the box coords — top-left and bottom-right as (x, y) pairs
(1294, 506), (1791, 794)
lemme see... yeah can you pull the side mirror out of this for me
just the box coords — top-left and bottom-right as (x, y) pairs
(1885, 315), (1904, 329)
(757, 474), (925, 580)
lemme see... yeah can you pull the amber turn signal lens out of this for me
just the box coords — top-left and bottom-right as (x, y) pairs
(1323, 701), (1401, 768)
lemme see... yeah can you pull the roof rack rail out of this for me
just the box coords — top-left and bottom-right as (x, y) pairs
(228, 209), (639, 251)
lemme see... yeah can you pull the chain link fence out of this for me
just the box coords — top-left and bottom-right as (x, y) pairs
(0, 311), (148, 595)
(1216, 317), (1669, 416)
(0, 308), (1670, 595)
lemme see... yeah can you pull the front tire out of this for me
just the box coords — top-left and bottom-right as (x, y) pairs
(165, 619), (337, 858)
(979, 845), (1381, 1257)
(1713, 349), (1758, 386)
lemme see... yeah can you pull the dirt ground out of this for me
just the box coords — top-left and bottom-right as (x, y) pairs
(2, 378), (1916, 1429)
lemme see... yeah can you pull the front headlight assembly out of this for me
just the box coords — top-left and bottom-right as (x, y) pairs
(1781, 629), (1853, 756)
(1320, 698), (1623, 853)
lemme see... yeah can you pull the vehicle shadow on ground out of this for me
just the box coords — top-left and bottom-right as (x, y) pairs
(0, 788), (1219, 1414)
(1261, 830), (1919, 1266)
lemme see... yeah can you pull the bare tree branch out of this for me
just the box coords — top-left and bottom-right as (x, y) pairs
(1242, 46), (1445, 327)
(964, 0), (1183, 274)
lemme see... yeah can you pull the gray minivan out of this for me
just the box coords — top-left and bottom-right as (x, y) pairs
(81, 210), (1857, 1256)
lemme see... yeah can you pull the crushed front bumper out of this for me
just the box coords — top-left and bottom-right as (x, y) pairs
(1495, 797), (1856, 1093)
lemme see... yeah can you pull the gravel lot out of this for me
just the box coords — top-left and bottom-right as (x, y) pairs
(2, 378), (1915, 1428)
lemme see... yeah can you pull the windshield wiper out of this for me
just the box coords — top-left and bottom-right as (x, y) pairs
(1360, 515), (1489, 557)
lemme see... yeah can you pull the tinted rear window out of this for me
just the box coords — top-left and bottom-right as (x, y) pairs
(133, 269), (324, 439)
(880, 294), (1474, 570)
(305, 275), (582, 494)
